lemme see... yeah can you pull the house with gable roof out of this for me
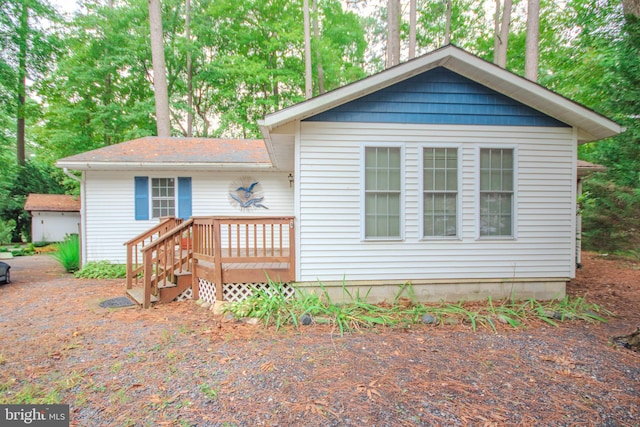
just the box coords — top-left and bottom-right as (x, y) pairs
(57, 45), (622, 306)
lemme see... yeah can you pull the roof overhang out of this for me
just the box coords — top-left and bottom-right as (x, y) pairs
(55, 161), (274, 171)
(258, 45), (624, 144)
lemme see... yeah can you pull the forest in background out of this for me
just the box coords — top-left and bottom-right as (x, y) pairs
(0, 0), (638, 255)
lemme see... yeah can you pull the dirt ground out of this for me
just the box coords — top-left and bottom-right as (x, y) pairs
(0, 252), (638, 427)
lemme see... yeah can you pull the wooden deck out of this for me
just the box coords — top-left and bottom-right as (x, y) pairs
(125, 216), (295, 307)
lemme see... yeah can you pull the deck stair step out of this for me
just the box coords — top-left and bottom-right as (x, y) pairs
(127, 288), (159, 305)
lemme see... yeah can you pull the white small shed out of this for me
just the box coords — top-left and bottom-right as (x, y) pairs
(24, 194), (81, 243)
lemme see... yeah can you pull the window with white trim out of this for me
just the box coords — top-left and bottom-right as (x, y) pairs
(151, 178), (175, 218)
(364, 146), (402, 239)
(423, 147), (458, 237)
(479, 148), (514, 237)
(135, 176), (192, 220)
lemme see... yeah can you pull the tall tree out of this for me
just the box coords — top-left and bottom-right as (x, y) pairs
(185, 0), (193, 136)
(409, 0), (416, 58)
(0, 0), (59, 164)
(386, 0), (400, 67)
(312, 0), (325, 94)
(493, 0), (512, 67)
(444, 0), (452, 45)
(38, 0), (157, 160)
(525, 0), (540, 80)
(304, 0), (312, 99)
(148, 0), (171, 136)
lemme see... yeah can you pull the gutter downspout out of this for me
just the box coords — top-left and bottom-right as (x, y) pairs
(63, 168), (86, 266)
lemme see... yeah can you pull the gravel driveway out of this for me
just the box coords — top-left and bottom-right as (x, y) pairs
(0, 254), (638, 426)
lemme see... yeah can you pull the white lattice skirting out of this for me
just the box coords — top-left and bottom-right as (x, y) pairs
(196, 277), (295, 305)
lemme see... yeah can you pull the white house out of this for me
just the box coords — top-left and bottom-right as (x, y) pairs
(57, 45), (622, 303)
(24, 194), (81, 243)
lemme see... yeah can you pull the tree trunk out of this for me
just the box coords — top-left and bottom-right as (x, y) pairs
(621, 0), (640, 17)
(409, 0), (416, 59)
(186, 0), (193, 137)
(444, 0), (452, 45)
(493, 0), (501, 63)
(148, 0), (171, 136)
(312, 0), (324, 94)
(17, 2), (28, 165)
(495, 0), (512, 68)
(525, 0), (540, 81)
(303, 0), (312, 99)
(386, 0), (400, 68)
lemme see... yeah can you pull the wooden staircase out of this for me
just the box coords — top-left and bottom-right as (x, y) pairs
(125, 216), (296, 308)
(124, 218), (195, 307)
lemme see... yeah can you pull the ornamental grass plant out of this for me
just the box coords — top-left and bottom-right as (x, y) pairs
(51, 234), (80, 273)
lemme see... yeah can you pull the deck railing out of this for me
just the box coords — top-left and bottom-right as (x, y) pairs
(124, 217), (184, 290)
(126, 216), (295, 308)
(191, 217), (295, 301)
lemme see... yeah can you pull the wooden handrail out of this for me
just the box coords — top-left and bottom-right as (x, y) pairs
(129, 216), (295, 308)
(125, 217), (181, 290)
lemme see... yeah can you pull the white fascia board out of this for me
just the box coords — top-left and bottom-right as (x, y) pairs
(55, 161), (274, 171)
(258, 123), (279, 170)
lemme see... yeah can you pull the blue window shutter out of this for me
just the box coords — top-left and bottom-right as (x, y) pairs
(134, 176), (149, 220)
(177, 177), (192, 219)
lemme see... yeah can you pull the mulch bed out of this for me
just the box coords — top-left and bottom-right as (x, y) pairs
(0, 252), (638, 426)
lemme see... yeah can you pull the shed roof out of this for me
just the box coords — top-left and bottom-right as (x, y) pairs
(56, 137), (272, 171)
(577, 160), (607, 178)
(24, 194), (80, 212)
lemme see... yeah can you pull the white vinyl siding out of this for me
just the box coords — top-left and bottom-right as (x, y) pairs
(298, 122), (577, 282)
(422, 146), (459, 238)
(364, 146), (403, 239)
(479, 148), (515, 237)
(82, 170), (293, 264)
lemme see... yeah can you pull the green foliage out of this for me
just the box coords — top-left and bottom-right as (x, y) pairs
(0, 219), (15, 245)
(580, 179), (640, 253)
(37, 0), (156, 160)
(199, 383), (219, 400)
(74, 261), (127, 279)
(0, 160), (69, 242)
(50, 234), (80, 273)
(223, 282), (608, 335)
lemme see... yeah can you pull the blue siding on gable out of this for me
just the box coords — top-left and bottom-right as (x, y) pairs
(304, 67), (569, 127)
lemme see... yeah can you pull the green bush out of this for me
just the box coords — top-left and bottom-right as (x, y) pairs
(50, 235), (80, 273)
(74, 261), (126, 279)
(581, 179), (640, 253)
(0, 219), (16, 246)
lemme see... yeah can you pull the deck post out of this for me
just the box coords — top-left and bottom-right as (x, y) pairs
(212, 218), (223, 301)
(289, 218), (295, 282)
(143, 250), (153, 309)
(192, 257), (199, 300)
(126, 244), (133, 289)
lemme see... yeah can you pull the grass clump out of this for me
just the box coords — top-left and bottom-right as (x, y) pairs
(223, 281), (610, 336)
(74, 261), (126, 279)
(50, 234), (80, 273)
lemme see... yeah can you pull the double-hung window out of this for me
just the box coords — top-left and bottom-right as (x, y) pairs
(135, 176), (192, 220)
(151, 178), (175, 218)
(423, 147), (458, 238)
(364, 146), (402, 239)
(479, 148), (514, 237)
